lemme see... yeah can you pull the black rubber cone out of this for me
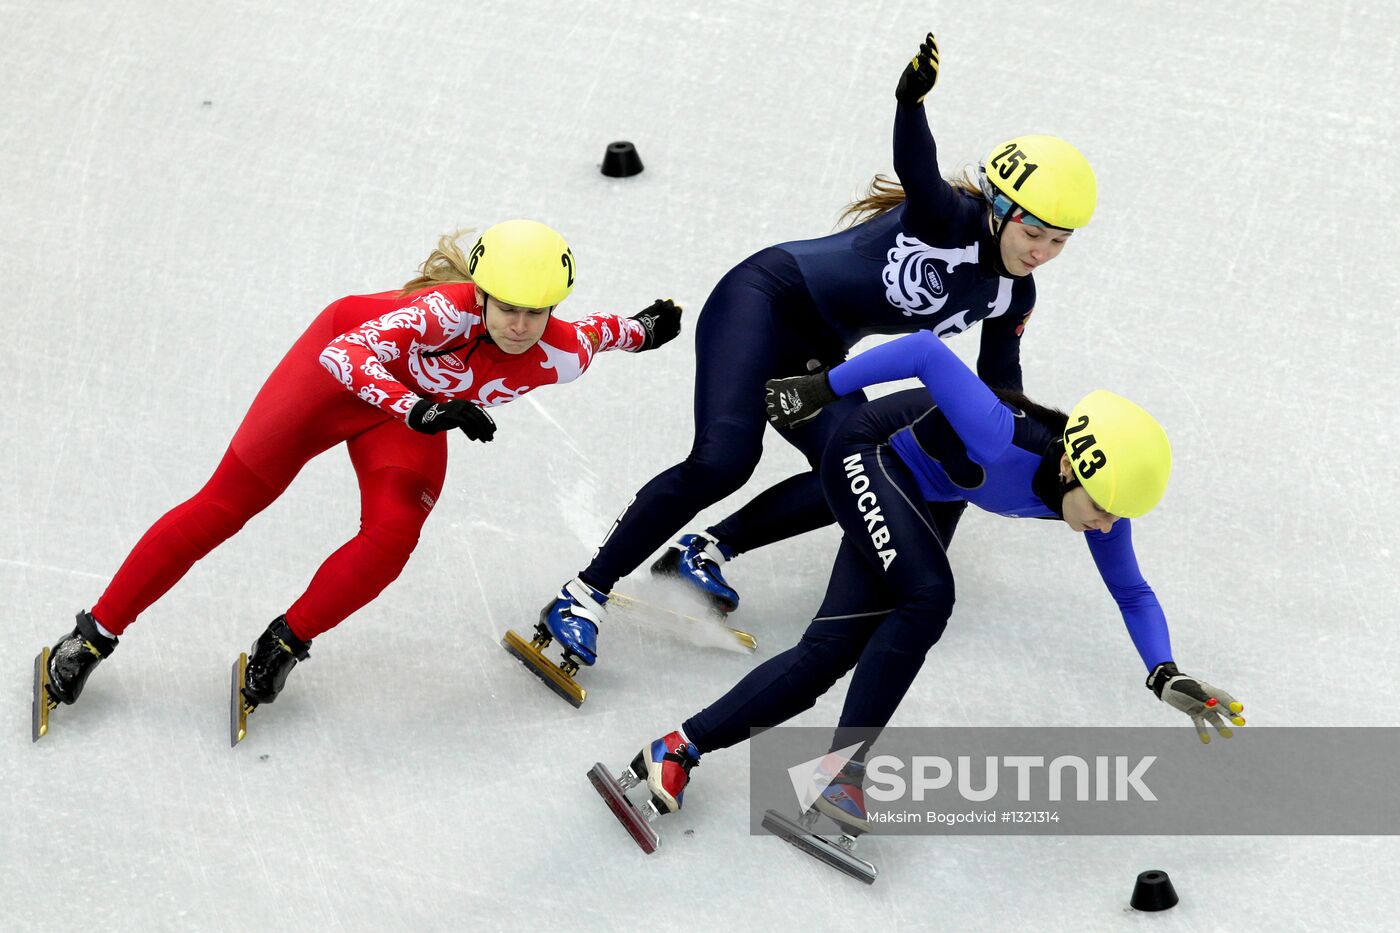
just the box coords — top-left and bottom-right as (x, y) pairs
(601, 141), (644, 177)
(1130, 870), (1179, 911)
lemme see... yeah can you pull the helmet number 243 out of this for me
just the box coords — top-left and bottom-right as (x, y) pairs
(1065, 414), (1107, 478)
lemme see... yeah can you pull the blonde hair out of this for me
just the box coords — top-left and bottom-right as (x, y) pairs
(837, 168), (985, 228)
(399, 228), (477, 295)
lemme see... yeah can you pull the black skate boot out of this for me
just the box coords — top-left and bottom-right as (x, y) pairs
(241, 616), (311, 707)
(46, 611), (118, 705)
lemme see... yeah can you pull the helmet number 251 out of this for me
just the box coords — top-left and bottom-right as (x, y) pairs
(990, 142), (1039, 192)
(1064, 413), (1107, 478)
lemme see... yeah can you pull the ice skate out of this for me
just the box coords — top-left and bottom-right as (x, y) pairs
(763, 761), (877, 884)
(588, 730), (700, 854)
(230, 616), (311, 746)
(501, 578), (605, 707)
(649, 532), (740, 614)
(813, 761), (871, 834)
(607, 591), (757, 652)
(33, 611), (118, 742)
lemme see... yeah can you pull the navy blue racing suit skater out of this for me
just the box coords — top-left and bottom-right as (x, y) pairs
(603, 327), (1245, 844)
(537, 32), (1101, 676)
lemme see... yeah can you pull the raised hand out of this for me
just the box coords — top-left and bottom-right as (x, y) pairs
(896, 32), (940, 106)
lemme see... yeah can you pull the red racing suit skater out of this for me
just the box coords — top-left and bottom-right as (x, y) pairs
(92, 282), (645, 642)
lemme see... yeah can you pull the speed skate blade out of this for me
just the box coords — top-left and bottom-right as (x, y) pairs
(726, 628), (757, 651)
(588, 762), (659, 854)
(32, 647), (54, 742)
(762, 810), (877, 885)
(609, 591), (757, 652)
(230, 653), (251, 747)
(502, 629), (586, 707)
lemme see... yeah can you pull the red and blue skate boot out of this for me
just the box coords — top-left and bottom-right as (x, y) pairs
(588, 730), (701, 853)
(650, 532), (739, 614)
(634, 730), (702, 815)
(813, 759), (870, 835)
(762, 757), (878, 883)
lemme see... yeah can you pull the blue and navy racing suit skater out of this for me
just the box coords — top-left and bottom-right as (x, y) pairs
(539, 32), (1101, 671)
(601, 327), (1245, 843)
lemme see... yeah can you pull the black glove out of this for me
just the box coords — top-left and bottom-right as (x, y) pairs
(764, 372), (838, 429)
(1147, 662), (1246, 744)
(407, 398), (497, 442)
(630, 299), (682, 351)
(895, 32), (940, 106)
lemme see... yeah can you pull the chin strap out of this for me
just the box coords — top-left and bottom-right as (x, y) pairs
(990, 212), (1016, 278)
(1031, 440), (1080, 518)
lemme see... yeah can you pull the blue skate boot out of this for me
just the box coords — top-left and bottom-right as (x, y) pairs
(502, 577), (607, 707)
(540, 577), (607, 666)
(649, 532), (740, 614)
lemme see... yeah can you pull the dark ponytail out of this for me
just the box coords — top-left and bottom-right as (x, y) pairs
(990, 388), (1068, 434)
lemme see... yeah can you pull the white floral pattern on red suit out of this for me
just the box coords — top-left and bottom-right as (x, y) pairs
(318, 283), (647, 420)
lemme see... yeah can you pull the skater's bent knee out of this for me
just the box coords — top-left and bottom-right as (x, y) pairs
(790, 633), (863, 683)
(679, 441), (762, 495)
(903, 582), (955, 617)
(692, 416), (762, 460)
(359, 520), (421, 568)
(889, 614), (950, 656)
(180, 500), (255, 551)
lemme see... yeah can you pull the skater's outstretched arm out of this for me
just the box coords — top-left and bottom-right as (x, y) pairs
(1080, 519), (1171, 670)
(552, 299), (683, 385)
(568, 298), (682, 359)
(319, 286), (475, 422)
(766, 331), (1014, 463)
(1088, 523), (1246, 742)
(827, 331), (1014, 465)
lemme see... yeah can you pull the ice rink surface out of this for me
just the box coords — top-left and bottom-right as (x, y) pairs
(3, 1), (1397, 929)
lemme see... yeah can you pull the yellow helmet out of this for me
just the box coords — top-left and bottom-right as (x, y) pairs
(980, 135), (1097, 230)
(1063, 390), (1171, 518)
(467, 220), (576, 309)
